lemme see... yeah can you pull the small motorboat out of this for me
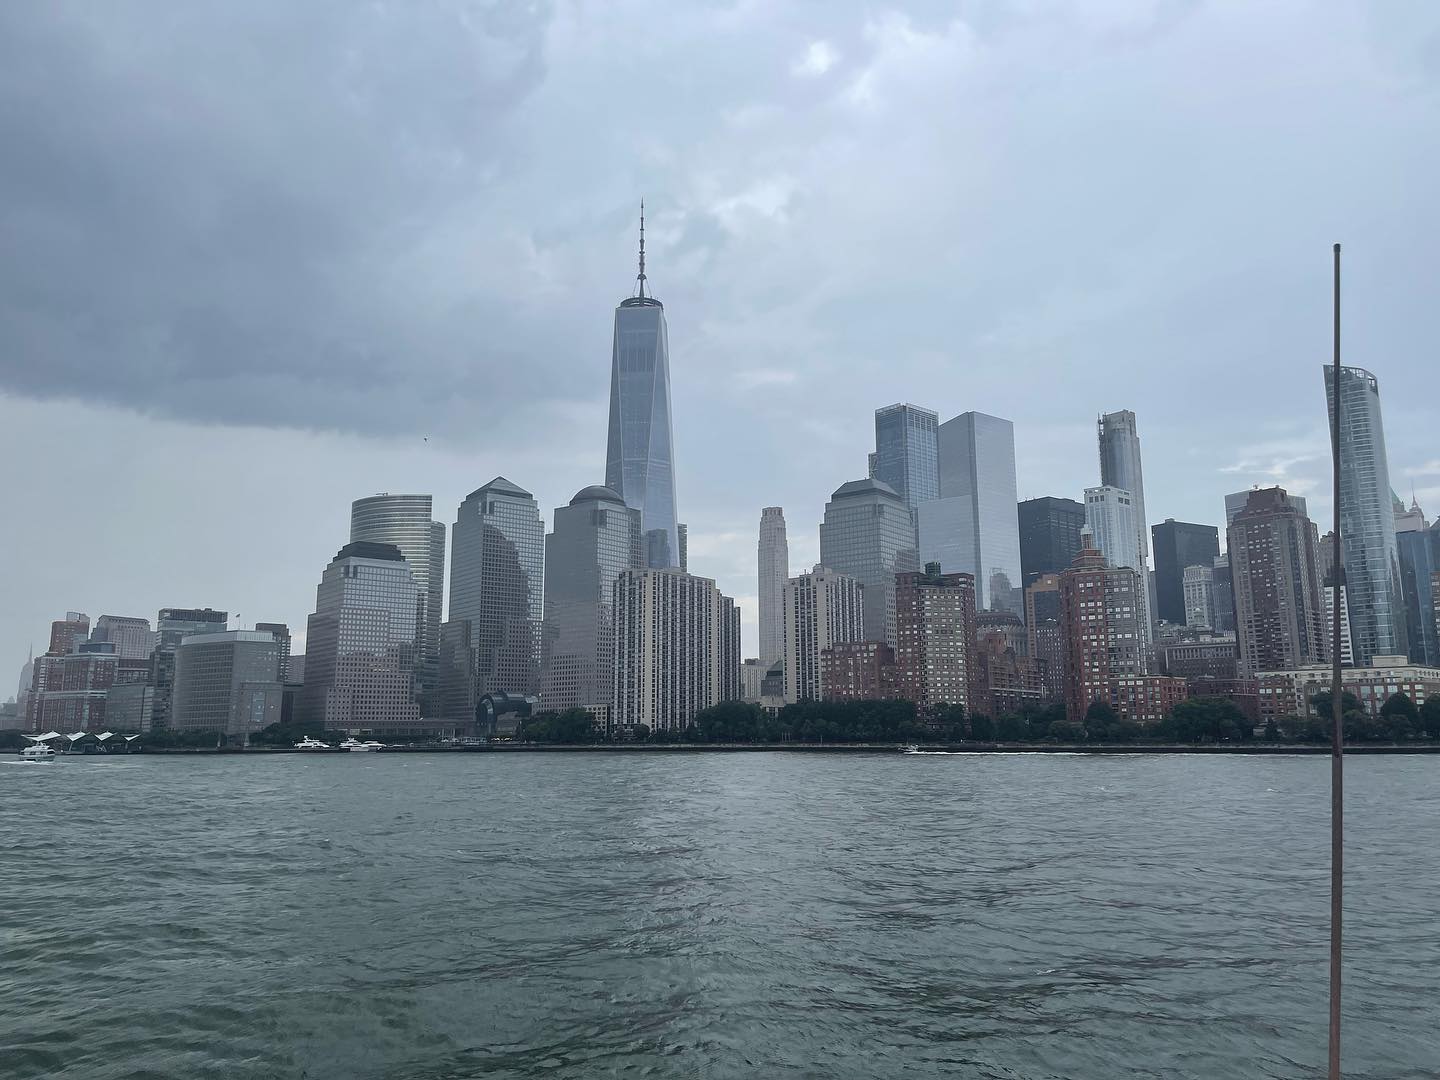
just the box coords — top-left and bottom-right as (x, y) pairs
(900, 744), (921, 754)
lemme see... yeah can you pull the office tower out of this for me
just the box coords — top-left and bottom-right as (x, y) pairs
(105, 683), (154, 732)
(1211, 554), (1236, 634)
(872, 403), (940, 510)
(612, 568), (740, 733)
(171, 630), (282, 738)
(894, 562), (978, 710)
(1396, 508), (1439, 666)
(1151, 520), (1220, 625)
(1182, 565), (1216, 630)
(436, 621), (476, 722)
(1024, 573), (1064, 701)
(1228, 487), (1327, 675)
(539, 485), (642, 712)
(30, 643), (118, 733)
(254, 622), (292, 681)
(1098, 410), (1149, 559)
(1083, 485), (1152, 647)
(449, 477), (545, 698)
(758, 507), (789, 666)
(350, 494), (445, 709)
(1226, 490), (1308, 526)
(301, 542), (421, 732)
(1059, 544), (1147, 721)
(820, 641), (897, 702)
(819, 478), (918, 647)
(90, 615), (153, 660)
(1325, 365), (1407, 663)
(678, 524), (688, 572)
(1018, 497), (1086, 583)
(47, 612), (90, 657)
(783, 565), (864, 703)
(740, 658), (765, 703)
(605, 207), (680, 568)
(151, 608), (229, 730)
(918, 412), (1022, 612)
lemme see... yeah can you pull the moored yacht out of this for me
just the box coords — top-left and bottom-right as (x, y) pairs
(339, 738), (384, 752)
(294, 736), (331, 750)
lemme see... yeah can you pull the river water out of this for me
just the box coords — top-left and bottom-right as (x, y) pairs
(1, 752), (1437, 1078)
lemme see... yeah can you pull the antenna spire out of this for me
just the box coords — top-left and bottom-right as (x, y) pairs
(637, 199), (647, 297)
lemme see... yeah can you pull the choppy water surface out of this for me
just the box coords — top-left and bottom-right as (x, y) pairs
(2, 752), (1437, 1078)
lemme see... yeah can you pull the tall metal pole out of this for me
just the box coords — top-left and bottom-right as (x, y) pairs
(1328, 242), (1344, 1080)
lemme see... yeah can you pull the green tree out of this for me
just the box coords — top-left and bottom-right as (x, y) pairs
(1161, 697), (1247, 743)
(1380, 692), (1418, 739)
(994, 712), (1028, 741)
(969, 713), (995, 741)
(1049, 719), (1086, 743)
(1422, 698), (1440, 740)
(693, 700), (765, 743)
(1309, 689), (1362, 720)
(1084, 700), (1119, 740)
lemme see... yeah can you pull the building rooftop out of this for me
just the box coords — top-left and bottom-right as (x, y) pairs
(570, 484), (624, 505)
(468, 476), (532, 500)
(334, 541), (405, 563)
(830, 477), (901, 501)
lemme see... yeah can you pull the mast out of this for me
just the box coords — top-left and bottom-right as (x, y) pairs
(1328, 242), (1343, 1080)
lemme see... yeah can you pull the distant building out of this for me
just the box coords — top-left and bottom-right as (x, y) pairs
(1152, 520), (1220, 626)
(1083, 485), (1152, 649)
(301, 542), (421, 734)
(255, 622), (292, 681)
(783, 565), (864, 703)
(1226, 489), (1308, 525)
(975, 611), (1042, 717)
(919, 412), (1022, 611)
(47, 612), (91, 657)
(894, 563), (978, 711)
(171, 630), (282, 739)
(1059, 544), (1147, 722)
(1097, 410), (1150, 565)
(539, 485), (641, 714)
(1109, 675), (1189, 724)
(1018, 497), (1086, 584)
(448, 477), (545, 699)
(105, 683), (155, 732)
(1211, 554), (1236, 634)
(1395, 509), (1439, 666)
(150, 608), (229, 730)
(1024, 573), (1064, 701)
(612, 569), (740, 734)
(1157, 632), (1239, 682)
(1325, 365), (1406, 663)
(90, 615), (153, 660)
(1323, 575), (1356, 668)
(1257, 655), (1440, 721)
(1182, 564), (1216, 630)
(757, 507), (789, 667)
(740, 658), (765, 703)
(872, 403), (940, 511)
(820, 641), (897, 702)
(819, 478), (917, 647)
(1229, 487), (1327, 676)
(32, 643), (118, 733)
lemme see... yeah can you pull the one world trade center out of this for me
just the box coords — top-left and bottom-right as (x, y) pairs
(605, 205), (680, 568)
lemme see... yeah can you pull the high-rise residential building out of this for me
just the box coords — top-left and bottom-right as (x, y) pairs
(872, 403), (939, 510)
(539, 485), (642, 713)
(448, 477), (545, 699)
(740, 658), (765, 703)
(31, 642), (118, 733)
(47, 612), (90, 657)
(1323, 576), (1355, 668)
(1151, 520), (1220, 626)
(1210, 554), (1236, 634)
(976, 611), (1044, 717)
(171, 630), (282, 739)
(819, 478), (918, 647)
(1018, 497), (1086, 584)
(1059, 544), (1147, 722)
(1024, 573), (1064, 701)
(783, 565), (864, 703)
(1226, 489), (1308, 526)
(918, 412), (1022, 612)
(150, 608), (229, 730)
(1083, 485), (1152, 649)
(1396, 509), (1439, 666)
(301, 542), (421, 733)
(612, 568), (740, 734)
(820, 641), (897, 702)
(254, 622), (292, 681)
(605, 208), (680, 568)
(1182, 564), (1216, 630)
(1325, 365), (1407, 663)
(894, 563), (978, 711)
(90, 615), (153, 660)
(1229, 487), (1328, 676)
(758, 507), (789, 666)
(350, 494), (445, 711)
(1098, 410), (1149, 560)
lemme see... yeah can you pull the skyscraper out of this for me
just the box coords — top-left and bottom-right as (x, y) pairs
(605, 207), (680, 568)
(895, 563), (978, 711)
(1211, 554), (1236, 634)
(1024, 573), (1064, 701)
(1018, 497), (1087, 583)
(758, 507), (789, 667)
(150, 608), (228, 730)
(1226, 489), (1308, 525)
(448, 477), (545, 698)
(1151, 520), (1220, 625)
(171, 630), (282, 738)
(783, 565), (864, 703)
(1182, 564), (1216, 630)
(1325, 365), (1407, 663)
(1396, 507), (1439, 666)
(1098, 410), (1152, 628)
(1228, 487), (1327, 676)
(612, 568), (740, 733)
(350, 494), (446, 711)
(90, 615), (153, 660)
(819, 478), (918, 647)
(872, 403), (939, 510)
(540, 485), (642, 712)
(1059, 544), (1147, 722)
(47, 612), (90, 657)
(1083, 485), (1152, 649)
(917, 412), (1022, 612)
(301, 541), (421, 732)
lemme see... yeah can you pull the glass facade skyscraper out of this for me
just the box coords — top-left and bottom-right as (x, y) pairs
(819, 478), (918, 647)
(1396, 515), (1439, 667)
(1151, 519), (1220, 626)
(872, 404), (939, 510)
(605, 218), (680, 569)
(917, 412), (1022, 613)
(1324, 365), (1407, 663)
(1018, 497), (1086, 584)
(448, 477), (545, 698)
(350, 494), (445, 711)
(539, 485), (641, 712)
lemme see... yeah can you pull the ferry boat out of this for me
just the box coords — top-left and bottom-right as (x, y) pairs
(19, 743), (56, 762)
(339, 738), (384, 752)
(294, 736), (331, 750)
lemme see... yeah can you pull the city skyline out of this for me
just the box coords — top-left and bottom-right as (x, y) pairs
(4, 3), (1440, 678)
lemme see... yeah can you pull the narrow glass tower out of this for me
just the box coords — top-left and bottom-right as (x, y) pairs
(605, 204), (680, 568)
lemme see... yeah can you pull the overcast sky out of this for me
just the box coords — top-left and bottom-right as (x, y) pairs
(3, 0), (1438, 683)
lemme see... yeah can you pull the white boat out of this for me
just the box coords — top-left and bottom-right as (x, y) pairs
(339, 738), (384, 752)
(294, 736), (331, 750)
(19, 744), (56, 762)
(900, 744), (921, 754)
